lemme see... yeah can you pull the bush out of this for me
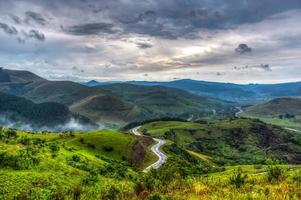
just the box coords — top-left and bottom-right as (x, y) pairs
(6, 129), (17, 138)
(267, 165), (284, 182)
(82, 173), (98, 185)
(0, 147), (40, 170)
(49, 142), (60, 153)
(102, 185), (120, 200)
(229, 168), (248, 188)
(102, 145), (114, 152)
(148, 193), (162, 200)
(87, 143), (96, 149)
(72, 154), (81, 162)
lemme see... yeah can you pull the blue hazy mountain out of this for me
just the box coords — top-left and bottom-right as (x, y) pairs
(82, 79), (301, 102)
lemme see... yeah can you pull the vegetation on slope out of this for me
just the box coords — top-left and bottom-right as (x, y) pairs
(140, 118), (301, 165)
(99, 83), (236, 120)
(241, 97), (301, 129)
(0, 124), (301, 199)
(0, 69), (237, 128)
(0, 92), (96, 131)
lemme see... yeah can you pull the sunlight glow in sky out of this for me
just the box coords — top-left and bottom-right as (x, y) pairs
(0, 0), (301, 83)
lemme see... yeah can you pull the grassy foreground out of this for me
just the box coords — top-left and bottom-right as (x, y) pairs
(0, 124), (301, 199)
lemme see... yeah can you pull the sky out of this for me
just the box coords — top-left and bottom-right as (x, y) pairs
(0, 0), (301, 83)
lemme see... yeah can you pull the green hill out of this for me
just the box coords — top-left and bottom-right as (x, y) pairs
(0, 125), (301, 199)
(0, 69), (236, 128)
(98, 83), (236, 120)
(0, 128), (140, 199)
(0, 92), (96, 131)
(140, 118), (301, 165)
(70, 94), (140, 128)
(0, 127), (221, 199)
(241, 97), (301, 129)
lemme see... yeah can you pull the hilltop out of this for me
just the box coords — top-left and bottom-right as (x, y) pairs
(85, 79), (301, 103)
(241, 97), (301, 129)
(140, 118), (301, 165)
(0, 69), (236, 128)
(0, 92), (96, 131)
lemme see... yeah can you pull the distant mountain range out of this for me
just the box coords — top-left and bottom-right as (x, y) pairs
(83, 79), (301, 103)
(0, 69), (235, 129)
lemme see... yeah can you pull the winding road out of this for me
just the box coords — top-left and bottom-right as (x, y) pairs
(285, 127), (301, 133)
(131, 126), (167, 172)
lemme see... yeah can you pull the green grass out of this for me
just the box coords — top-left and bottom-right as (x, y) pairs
(239, 112), (301, 129)
(65, 130), (136, 161)
(0, 129), (144, 199)
(140, 119), (301, 165)
(1, 125), (301, 199)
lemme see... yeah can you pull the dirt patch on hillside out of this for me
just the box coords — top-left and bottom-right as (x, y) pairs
(131, 136), (153, 168)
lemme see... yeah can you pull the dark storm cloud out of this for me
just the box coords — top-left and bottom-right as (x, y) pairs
(10, 15), (21, 24)
(65, 22), (118, 35)
(25, 11), (47, 26)
(110, 0), (301, 39)
(26, 30), (46, 41)
(234, 64), (271, 71)
(0, 23), (18, 35)
(235, 44), (252, 54)
(136, 42), (153, 49)
(4, 0), (299, 39)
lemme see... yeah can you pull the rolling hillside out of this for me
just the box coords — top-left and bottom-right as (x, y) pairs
(0, 69), (236, 128)
(0, 92), (96, 131)
(129, 79), (301, 103)
(140, 118), (301, 165)
(0, 122), (301, 199)
(0, 127), (223, 199)
(97, 83), (236, 122)
(85, 79), (301, 103)
(241, 97), (301, 129)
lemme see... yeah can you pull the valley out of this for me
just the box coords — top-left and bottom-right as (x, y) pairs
(1, 69), (301, 199)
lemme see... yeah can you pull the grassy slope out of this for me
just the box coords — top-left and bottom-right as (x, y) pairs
(240, 97), (301, 129)
(140, 119), (301, 165)
(0, 129), (142, 199)
(70, 94), (140, 128)
(0, 127), (301, 199)
(99, 83), (236, 119)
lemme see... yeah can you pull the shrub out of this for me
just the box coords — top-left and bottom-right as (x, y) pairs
(72, 154), (81, 162)
(49, 142), (60, 153)
(229, 168), (248, 188)
(82, 173), (98, 185)
(87, 143), (96, 149)
(6, 129), (17, 138)
(148, 193), (162, 200)
(267, 165), (284, 182)
(102, 185), (120, 200)
(103, 145), (114, 152)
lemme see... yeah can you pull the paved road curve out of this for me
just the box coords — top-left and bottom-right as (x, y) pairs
(131, 126), (167, 172)
(285, 127), (301, 133)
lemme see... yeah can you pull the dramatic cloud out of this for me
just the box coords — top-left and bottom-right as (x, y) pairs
(235, 44), (252, 54)
(66, 23), (119, 35)
(0, 0), (300, 83)
(10, 15), (21, 24)
(0, 23), (18, 35)
(234, 64), (271, 71)
(136, 42), (153, 49)
(25, 30), (46, 41)
(25, 11), (46, 26)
